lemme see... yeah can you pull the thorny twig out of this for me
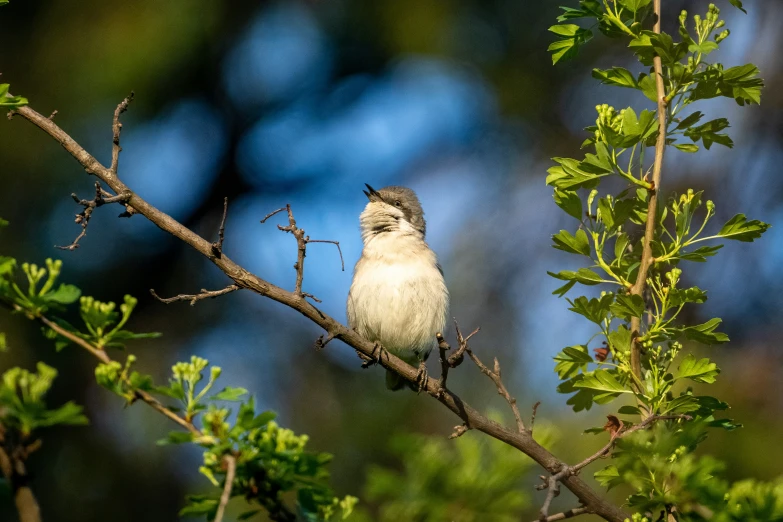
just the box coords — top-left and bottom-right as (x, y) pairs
(261, 204), (345, 302)
(150, 285), (240, 306)
(536, 414), (691, 521)
(56, 181), (130, 250)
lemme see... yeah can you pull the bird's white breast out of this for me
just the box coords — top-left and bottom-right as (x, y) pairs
(347, 233), (449, 362)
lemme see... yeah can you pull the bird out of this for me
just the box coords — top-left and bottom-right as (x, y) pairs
(347, 184), (449, 391)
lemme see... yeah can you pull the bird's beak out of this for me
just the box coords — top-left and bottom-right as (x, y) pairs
(363, 183), (382, 201)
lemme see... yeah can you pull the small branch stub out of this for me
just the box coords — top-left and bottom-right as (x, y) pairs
(150, 285), (240, 306)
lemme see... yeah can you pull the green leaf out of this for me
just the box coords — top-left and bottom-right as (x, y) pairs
(568, 294), (614, 324)
(179, 496), (219, 517)
(552, 279), (577, 297)
(684, 118), (734, 150)
(592, 67), (638, 89)
(594, 465), (623, 489)
(688, 41), (719, 55)
(599, 198), (636, 230)
(638, 74), (658, 102)
(728, 0), (747, 13)
(674, 143), (699, 153)
(211, 387), (248, 401)
(675, 354), (720, 384)
(556, 0), (602, 22)
(617, 0), (651, 12)
(0, 256), (17, 276)
(607, 325), (632, 353)
(662, 394), (701, 414)
(553, 189), (583, 220)
(546, 157), (605, 190)
(717, 214), (770, 242)
(0, 333), (6, 352)
(554, 345), (593, 379)
(548, 268), (605, 286)
(674, 111), (704, 131)
(609, 294), (645, 320)
(548, 25), (594, 64)
(157, 431), (195, 446)
(0, 84), (28, 108)
(552, 229), (591, 256)
(38, 402), (89, 428)
(43, 284), (81, 305)
(573, 369), (631, 394)
(682, 318), (729, 345)
(678, 245), (723, 262)
(668, 286), (707, 307)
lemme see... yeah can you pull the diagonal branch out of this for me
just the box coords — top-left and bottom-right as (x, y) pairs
(11, 99), (630, 522)
(629, 0), (667, 386)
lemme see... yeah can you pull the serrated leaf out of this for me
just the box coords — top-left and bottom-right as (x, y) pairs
(179, 497), (219, 517)
(610, 294), (645, 320)
(552, 229), (591, 256)
(574, 369), (631, 394)
(548, 25), (594, 64)
(592, 67), (638, 89)
(554, 345), (593, 379)
(548, 268), (605, 286)
(607, 325), (632, 354)
(617, 0), (651, 12)
(682, 318), (729, 345)
(717, 214), (770, 242)
(553, 189), (583, 220)
(662, 394), (701, 414)
(675, 354), (720, 383)
(678, 244), (723, 262)
(684, 118), (734, 150)
(595, 465), (623, 489)
(568, 294), (614, 324)
(556, 0), (602, 21)
(638, 74), (658, 102)
(669, 286), (707, 307)
(211, 387), (248, 401)
(552, 279), (577, 297)
(674, 111), (704, 131)
(618, 405), (641, 415)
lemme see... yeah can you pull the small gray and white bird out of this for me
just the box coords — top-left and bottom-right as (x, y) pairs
(347, 184), (449, 391)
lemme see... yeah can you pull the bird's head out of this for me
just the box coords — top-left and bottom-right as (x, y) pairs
(360, 184), (426, 239)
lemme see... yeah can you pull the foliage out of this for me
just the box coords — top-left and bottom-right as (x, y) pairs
(0, 362), (88, 437)
(548, 0), (776, 519)
(357, 422), (555, 522)
(0, 230), (354, 521)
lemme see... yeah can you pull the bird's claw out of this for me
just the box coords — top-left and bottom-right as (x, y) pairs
(415, 360), (429, 394)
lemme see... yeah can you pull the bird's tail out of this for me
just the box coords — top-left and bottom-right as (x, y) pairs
(385, 369), (407, 391)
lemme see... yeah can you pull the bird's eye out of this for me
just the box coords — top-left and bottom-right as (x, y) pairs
(394, 200), (402, 208)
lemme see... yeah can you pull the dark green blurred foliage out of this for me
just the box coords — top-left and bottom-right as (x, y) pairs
(352, 421), (555, 522)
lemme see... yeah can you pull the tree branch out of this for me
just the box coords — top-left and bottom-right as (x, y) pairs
(629, 0), (667, 386)
(533, 506), (592, 522)
(11, 99), (631, 522)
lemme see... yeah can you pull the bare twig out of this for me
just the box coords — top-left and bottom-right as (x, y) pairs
(261, 204), (344, 300)
(629, 0), (667, 387)
(111, 92), (134, 175)
(48, 110), (58, 120)
(447, 321), (479, 367)
(534, 506), (592, 522)
(462, 324), (525, 433)
(214, 454), (237, 522)
(530, 401), (541, 435)
(211, 197), (229, 258)
(56, 181), (130, 250)
(150, 285), (240, 306)
(11, 99), (631, 522)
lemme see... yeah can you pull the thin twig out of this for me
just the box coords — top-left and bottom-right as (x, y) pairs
(462, 323), (525, 433)
(211, 197), (229, 258)
(56, 181), (130, 250)
(306, 239), (345, 271)
(150, 285), (240, 306)
(214, 455), (237, 522)
(629, 0), (667, 387)
(533, 506), (592, 522)
(448, 321), (479, 367)
(530, 402), (541, 435)
(111, 92), (134, 175)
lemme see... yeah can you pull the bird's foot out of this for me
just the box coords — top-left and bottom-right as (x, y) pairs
(415, 360), (429, 394)
(360, 341), (388, 368)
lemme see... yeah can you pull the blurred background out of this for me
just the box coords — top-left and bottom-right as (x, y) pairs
(1, 0), (782, 520)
